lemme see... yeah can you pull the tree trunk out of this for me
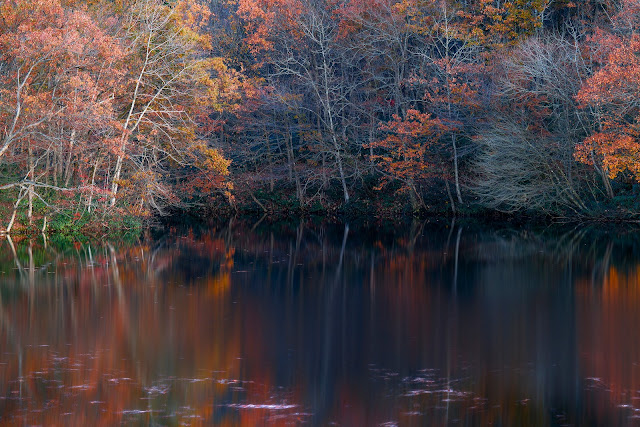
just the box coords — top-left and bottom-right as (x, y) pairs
(27, 146), (34, 226)
(7, 189), (26, 234)
(591, 150), (614, 199)
(86, 157), (101, 213)
(110, 155), (124, 207)
(64, 129), (76, 187)
(452, 133), (463, 204)
(445, 179), (456, 216)
(332, 135), (350, 204)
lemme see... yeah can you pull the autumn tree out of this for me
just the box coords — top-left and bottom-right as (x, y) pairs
(368, 110), (444, 210)
(235, 0), (368, 204)
(0, 0), (122, 230)
(457, 0), (551, 48)
(575, 0), (640, 187)
(0, 0), (232, 232)
(107, 0), (229, 212)
(359, 0), (483, 212)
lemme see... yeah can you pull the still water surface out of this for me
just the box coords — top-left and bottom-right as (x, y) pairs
(1, 220), (640, 425)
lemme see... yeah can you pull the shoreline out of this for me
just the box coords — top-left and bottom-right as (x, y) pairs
(3, 199), (640, 239)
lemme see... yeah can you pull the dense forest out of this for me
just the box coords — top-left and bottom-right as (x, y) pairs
(1, 0), (639, 233)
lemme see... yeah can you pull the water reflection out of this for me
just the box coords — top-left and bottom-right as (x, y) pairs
(1, 221), (640, 424)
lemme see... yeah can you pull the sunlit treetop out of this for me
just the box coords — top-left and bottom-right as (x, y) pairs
(575, 0), (640, 181)
(455, 0), (550, 47)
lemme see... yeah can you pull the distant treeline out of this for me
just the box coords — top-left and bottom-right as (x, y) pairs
(1, 0), (638, 233)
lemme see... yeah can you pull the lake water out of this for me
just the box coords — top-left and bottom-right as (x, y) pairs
(1, 219), (640, 425)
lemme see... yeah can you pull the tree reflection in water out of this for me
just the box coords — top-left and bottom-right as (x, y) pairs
(1, 221), (640, 425)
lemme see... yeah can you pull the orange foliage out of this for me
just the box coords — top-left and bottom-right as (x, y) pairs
(368, 110), (444, 201)
(575, 2), (640, 181)
(0, 0), (122, 157)
(236, 0), (306, 53)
